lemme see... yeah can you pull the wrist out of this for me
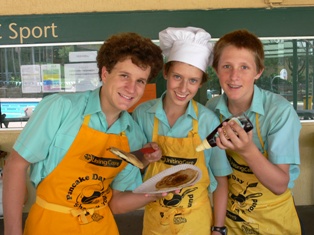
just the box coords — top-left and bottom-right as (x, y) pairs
(211, 226), (227, 235)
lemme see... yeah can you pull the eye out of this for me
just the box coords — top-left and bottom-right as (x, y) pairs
(120, 74), (128, 79)
(189, 78), (199, 84)
(241, 65), (249, 70)
(173, 74), (181, 80)
(222, 65), (231, 69)
(137, 79), (147, 85)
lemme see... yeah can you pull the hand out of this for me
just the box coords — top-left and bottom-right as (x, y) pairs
(142, 142), (162, 164)
(216, 120), (254, 155)
(144, 189), (181, 199)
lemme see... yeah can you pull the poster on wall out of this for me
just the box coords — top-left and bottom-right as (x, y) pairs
(64, 63), (100, 92)
(41, 64), (62, 93)
(20, 65), (41, 93)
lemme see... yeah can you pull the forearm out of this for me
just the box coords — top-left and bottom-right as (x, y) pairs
(109, 190), (157, 214)
(218, 123), (290, 195)
(212, 176), (228, 227)
(3, 150), (29, 235)
(241, 145), (289, 194)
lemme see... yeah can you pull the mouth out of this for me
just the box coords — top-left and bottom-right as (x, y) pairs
(118, 92), (133, 101)
(228, 84), (242, 89)
(175, 91), (189, 99)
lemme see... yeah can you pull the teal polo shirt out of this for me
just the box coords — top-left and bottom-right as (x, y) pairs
(14, 87), (146, 191)
(206, 85), (301, 188)
(132, 92), (232, 193)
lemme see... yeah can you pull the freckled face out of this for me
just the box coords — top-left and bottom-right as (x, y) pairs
(164, 61), (203, 107)
(215, 45), (263, 106)
(100, 58), (151, 113)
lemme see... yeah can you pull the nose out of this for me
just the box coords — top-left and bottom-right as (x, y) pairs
(230, 68), (239, 81)
(178, 80), (188, 92)
(125, 80), (136, 93)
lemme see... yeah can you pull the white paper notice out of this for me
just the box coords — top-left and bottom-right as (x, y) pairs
(64, 63), (100, 92)
(69, 51), (97, 62)
(21, 65), (41, 93)
(41, 64), (62, 93)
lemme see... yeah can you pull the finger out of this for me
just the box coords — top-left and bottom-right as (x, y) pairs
(173, 189), (180, 194)
(218, 125), (239, 149)
(229, 120), (246, 136)
(150, 142), (160, 150)
(145, 153), (160, 163)
(218, 126), (232, 144)
(215, 136), (227, 149)
(228, 121), (251, 144)
(224, 123), (240, 140)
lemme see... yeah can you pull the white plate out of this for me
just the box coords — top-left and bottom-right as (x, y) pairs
(133, 164), (202, 194)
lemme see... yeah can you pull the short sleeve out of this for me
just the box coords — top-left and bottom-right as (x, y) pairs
(111, 164), (143, 191)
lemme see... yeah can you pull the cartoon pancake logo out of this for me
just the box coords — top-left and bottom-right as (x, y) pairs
(160, 187), (197, 207)
(230, 182), (262, 209)
(77, 181), (106, 205)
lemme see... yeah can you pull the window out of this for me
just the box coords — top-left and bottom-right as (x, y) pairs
(206, 38), (314, 120)
(0, 37), (313, 129)
(0, 43), (103, 128)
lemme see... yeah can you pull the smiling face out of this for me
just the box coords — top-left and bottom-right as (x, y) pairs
(100, 57), (151, 116)
(164, 61), (203, 109)
(215, 45), (263, 111)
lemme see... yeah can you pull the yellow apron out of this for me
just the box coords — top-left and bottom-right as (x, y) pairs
(24, 115), (129, 235)
(143, 100), (212, 235)
(225, 114), (301, 235)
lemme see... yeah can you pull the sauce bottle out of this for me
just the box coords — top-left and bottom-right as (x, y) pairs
(196, 113), (254, 152)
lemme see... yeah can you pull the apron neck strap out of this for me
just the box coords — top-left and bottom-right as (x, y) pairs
(83, 115), (91, 125)
(153, 100), (199, 139)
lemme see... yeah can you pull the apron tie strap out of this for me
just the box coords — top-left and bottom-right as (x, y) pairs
(70, 207), (96, 224)
(36, 196), (106, 224)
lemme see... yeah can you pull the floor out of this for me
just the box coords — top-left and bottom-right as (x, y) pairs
(0, 205), (313, 234)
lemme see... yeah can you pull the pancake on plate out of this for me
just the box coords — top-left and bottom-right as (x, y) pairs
(155, 168), (198, 190)
(108, 147), (144, 169)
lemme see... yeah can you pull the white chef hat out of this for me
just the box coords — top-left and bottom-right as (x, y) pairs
(159, 26), (214, 72)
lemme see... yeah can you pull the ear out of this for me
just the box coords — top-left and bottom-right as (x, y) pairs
(213, 67), (219, 76)
(254, 68), (264, 81)
(163, 69), (168, 81)
(101, 66), (108, 83)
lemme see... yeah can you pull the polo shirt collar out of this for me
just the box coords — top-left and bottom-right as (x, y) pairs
(83, 86), (131, 130)
(215, 85), (265, 117)
(248, 85), (265, 116)
(84, 87), (102, 116)
(150, 91), (198, 120)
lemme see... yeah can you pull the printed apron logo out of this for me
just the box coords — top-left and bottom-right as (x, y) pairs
(82, 153), (123, 167)
(161, 156), (197, 165)
(229, 182), (263, 213)
(159, 187), (198, 226)
(160, 187), (198, 208)
(66, 174), (111, 207)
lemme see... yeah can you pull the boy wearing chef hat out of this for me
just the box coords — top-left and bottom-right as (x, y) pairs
(133, 27), (232, 235)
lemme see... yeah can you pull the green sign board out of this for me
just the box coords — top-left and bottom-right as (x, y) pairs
(0, 7), (313, 45)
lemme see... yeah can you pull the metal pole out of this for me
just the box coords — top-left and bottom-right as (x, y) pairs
(292, 40), (298, 110)
(305, 41), (309, 109)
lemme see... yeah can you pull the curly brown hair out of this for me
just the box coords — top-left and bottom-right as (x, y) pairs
(212, 29), (265, 73)
(97, 32), (163, 82)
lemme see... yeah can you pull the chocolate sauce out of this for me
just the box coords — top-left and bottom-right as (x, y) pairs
(196, 114), (254, 151)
